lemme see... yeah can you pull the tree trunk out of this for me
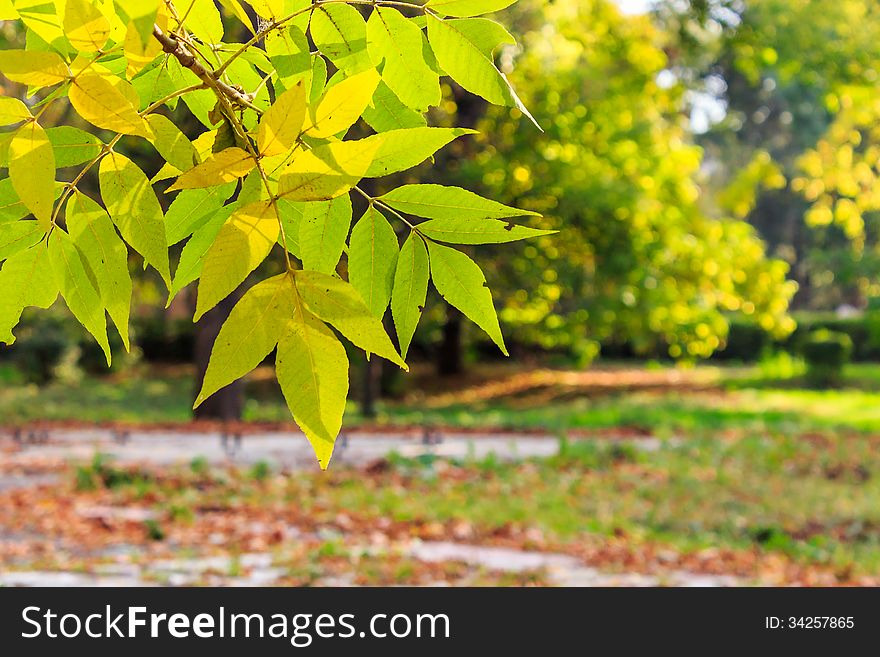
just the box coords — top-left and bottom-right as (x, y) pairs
(192, 287), (245, 421)
(437, 305), (464, 377)
(360, 356), (380, 419)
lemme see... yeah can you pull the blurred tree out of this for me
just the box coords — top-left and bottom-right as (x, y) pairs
(660, 0), (880, 308)
(427, 0), (795, 364)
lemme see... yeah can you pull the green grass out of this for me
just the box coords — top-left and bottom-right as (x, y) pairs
(302, 434), (880, 575)
(3, 362), (880, 435)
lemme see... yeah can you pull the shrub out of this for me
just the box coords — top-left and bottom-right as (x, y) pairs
(802, 330), (853, 388)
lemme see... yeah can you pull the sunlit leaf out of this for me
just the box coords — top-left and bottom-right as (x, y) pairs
(99, 151), (170, 286)
(349, 205), (399, 318)
(302, 67), (380, 138)
(66, 190), (132, 349)
(9, 121), (56, 232)
(0, 243), (58, 345)
(418, 217), (554, 243)
(48, 229), (112, 365)
(276, 289), (349, 470)
(381, 184), (539, 220)
(366, 6), (440, 111)
(391, 232), (428, 359)
(69, 71), (153, 139)
(299, 195), (352, 275)
(294, 269), (407, 368)
(196, 272), (296, 405)
(167, 147), (255, 192)
(195, 200), (280, 320)
(427, 240), (507, 355)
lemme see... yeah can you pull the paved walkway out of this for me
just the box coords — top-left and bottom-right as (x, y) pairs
(3, 427), (668, 471)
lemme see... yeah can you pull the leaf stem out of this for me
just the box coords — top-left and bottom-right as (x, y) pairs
(354, 185), (417, 230)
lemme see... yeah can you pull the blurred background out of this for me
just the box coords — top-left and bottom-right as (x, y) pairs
(3, 0), (880, 586)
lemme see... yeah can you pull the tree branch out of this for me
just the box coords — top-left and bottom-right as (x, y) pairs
(151, 24), (261, 114)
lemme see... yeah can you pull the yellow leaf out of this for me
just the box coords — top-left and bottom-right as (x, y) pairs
(195, 272), (296, 406)
(195, 200), (280, 320)
(145, 114), (199, 171)
(9, 122), (56, 232)
(0, 97), (31, 126)
(179, 0), (224, 44)
(0, 50), (69, 87)
(257, 80), (306, 157)
(64, 0), (111, 52)
(123, 14), (165, 77)
(276, 289), (349, 470)
(69, 71), (153, 139)
(218, 0), (252, 32)
(15, 0), (67, 49)
(167, 147), (256, 192)
(247, 0), (284, 20)
(0, 0), (18, 20)
(277, 138), (380, 201)
(99, 151), (170, 286)
(302, 68), (380, 138)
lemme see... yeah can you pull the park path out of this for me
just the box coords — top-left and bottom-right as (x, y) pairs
(2, 426), (668, 470)
(0, 427), (740, 588)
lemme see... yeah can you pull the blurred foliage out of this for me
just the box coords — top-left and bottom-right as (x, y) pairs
(661, 0), (880, 309)
(431, 0), (795, 362)
(802, 329), (853, 388)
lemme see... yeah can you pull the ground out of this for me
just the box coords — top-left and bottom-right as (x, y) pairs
(1, 359), (879, 586)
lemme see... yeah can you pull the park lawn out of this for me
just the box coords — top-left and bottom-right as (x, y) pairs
(2, 362), (880, 435)
(13, 430), (878, 584)
(3, 361), (880, 582)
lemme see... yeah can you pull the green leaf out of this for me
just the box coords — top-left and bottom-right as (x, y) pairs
(276, 291), (349, 470)
(195, 200), (280, 320)
(99, 151), (171, 286)
(0, 96), (31, 126)
(299, 195), (352, 275)
(426, 15), (538, 127)
(366, 7), (440, 111)
(195, 272), (296, 406)
(266, 24), (312, 88)
(146, 114), (200, 172)
(391, 232), (428, 359)
(418, 217), (554, 244)
(362, 81), (427, 132)
(426, 240), (507, 355)
(310, 3), (372, 74)
(132, 61), (178, 111)
(66, 191), (132, 349)
(0, 242), (59, 345)
(381, 184), (539, 220)
(276, 197), (304, 258)
(164, 182), (236, 245)
(349, 206), (399, 318)
(168, 203), (237, 304)
(45, 126), (103, 168)
(48, 229), (112, 365)
(179, 0), (224, 44)
(0, 220), (44, 260)
(362, 127), (474, 177)
(294, 270), (407, 368)
(9, 121), (55, 232)
(0, 179), (29, 224)
(426, 0), (518, 17)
